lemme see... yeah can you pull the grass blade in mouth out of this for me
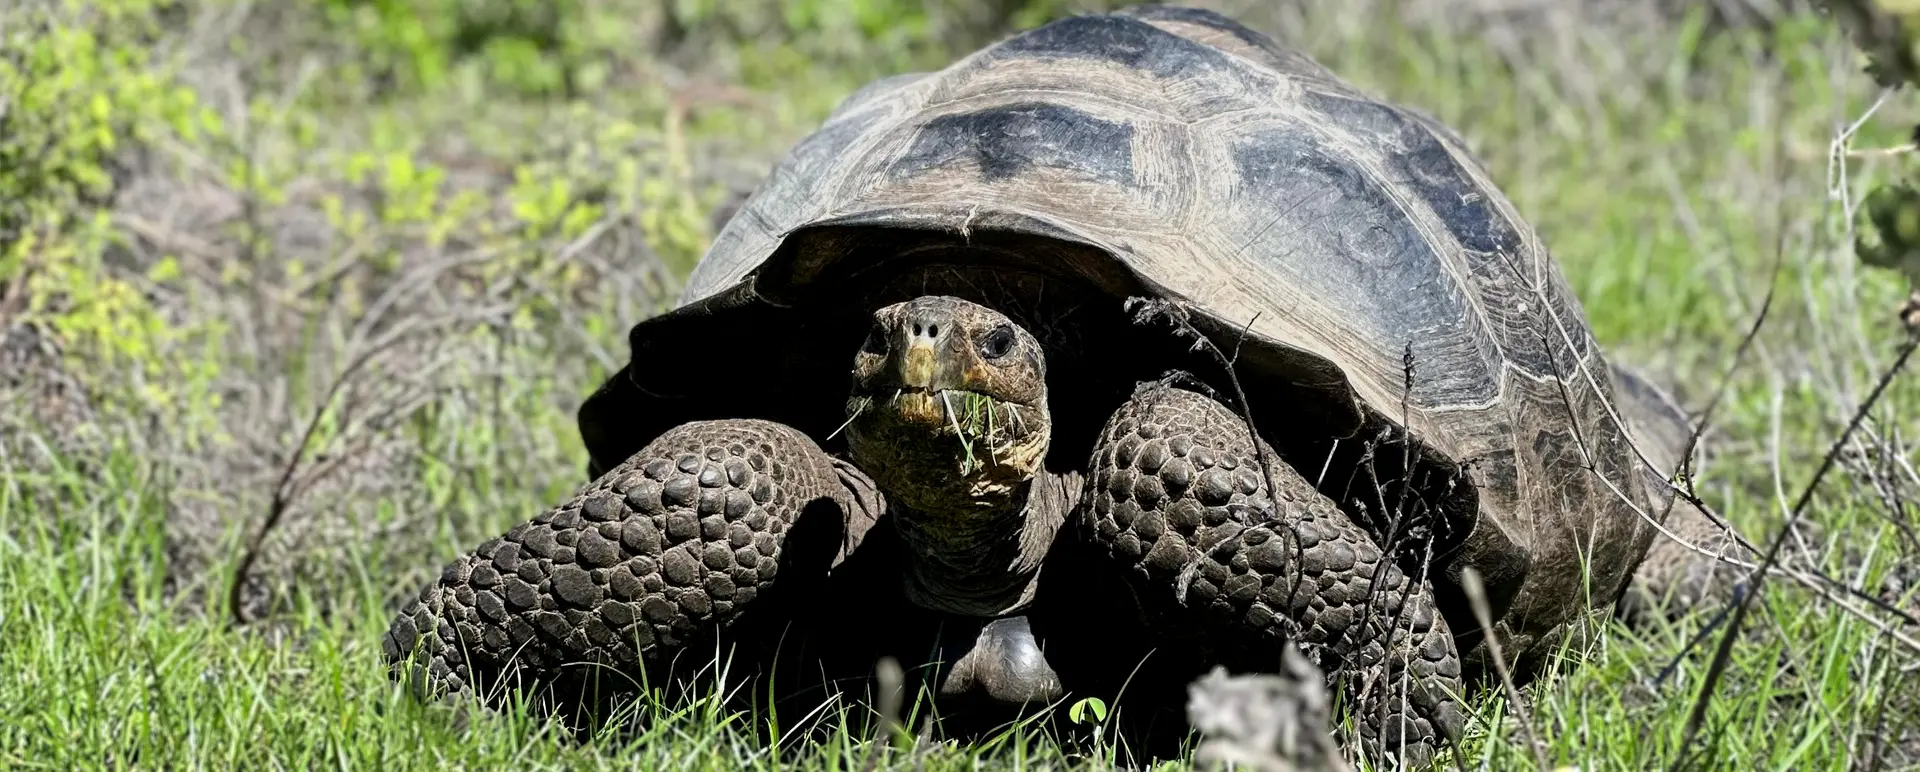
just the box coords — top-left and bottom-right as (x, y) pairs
(829, 396), (872, 441)
(941, 390), (979, 475)
(909, 389), (1019, 477)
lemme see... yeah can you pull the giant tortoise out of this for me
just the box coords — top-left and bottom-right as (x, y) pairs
(383, 5), (1731, 767)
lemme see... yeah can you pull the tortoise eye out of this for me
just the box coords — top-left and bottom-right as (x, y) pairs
(979, 325), (1016, 360)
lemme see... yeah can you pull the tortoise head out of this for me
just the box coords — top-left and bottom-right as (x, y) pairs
(845, 295), (1051, 517)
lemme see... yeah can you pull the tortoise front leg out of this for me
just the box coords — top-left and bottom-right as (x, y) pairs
(382, 418), (885, 720)
(1081, 383), (1465, 768)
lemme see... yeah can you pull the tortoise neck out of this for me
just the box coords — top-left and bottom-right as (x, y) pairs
(893, 472), (1071, 617)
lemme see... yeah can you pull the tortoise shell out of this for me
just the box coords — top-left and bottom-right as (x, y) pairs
(581, 4), (1663, 672)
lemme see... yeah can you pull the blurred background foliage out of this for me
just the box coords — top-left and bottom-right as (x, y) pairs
(311, 0), (1074, 99)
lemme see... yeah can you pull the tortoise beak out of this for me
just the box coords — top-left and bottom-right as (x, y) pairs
(898, 340), (940, 389)
(861, 325), (972, 428)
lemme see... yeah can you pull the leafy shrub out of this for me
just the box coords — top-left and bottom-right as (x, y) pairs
(1, 0), (224, 422)
(310, 0), (1093, 100)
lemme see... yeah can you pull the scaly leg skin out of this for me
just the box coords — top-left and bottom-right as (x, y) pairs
(1082, 383), (1465, 768)
(382, 418), (880, 723)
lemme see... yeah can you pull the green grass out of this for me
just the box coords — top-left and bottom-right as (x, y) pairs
(4, 0), (1920, 769)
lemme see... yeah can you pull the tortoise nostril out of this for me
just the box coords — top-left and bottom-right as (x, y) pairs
(908, 316), (947, 341)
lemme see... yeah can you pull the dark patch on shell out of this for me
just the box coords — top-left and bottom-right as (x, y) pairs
(1299, 90), (1523, 259)
(891, 102), (1135, 187)
(1117, 4), (1286, 52)
(993, 14), (1237, 80)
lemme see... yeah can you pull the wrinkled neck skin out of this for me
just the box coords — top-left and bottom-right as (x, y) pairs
(847, 404), (1065, 617)
(845, 386), (1065, 618)
(888, 472), (1070, 618)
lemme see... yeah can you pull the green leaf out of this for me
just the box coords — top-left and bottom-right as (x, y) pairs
(1067, 696), (1107, 725)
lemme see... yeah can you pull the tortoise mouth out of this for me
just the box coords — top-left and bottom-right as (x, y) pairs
(845, 386), (1048, 481)
(872, 387), (948, 428)
(850, 387), (1041, 433)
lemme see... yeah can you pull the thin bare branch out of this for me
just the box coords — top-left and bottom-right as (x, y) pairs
(1676, 335), (1919, 760)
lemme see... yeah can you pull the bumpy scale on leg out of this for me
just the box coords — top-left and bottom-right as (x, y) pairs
(1083, 383), (1465, 767)
(383, 419), (861, 707)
